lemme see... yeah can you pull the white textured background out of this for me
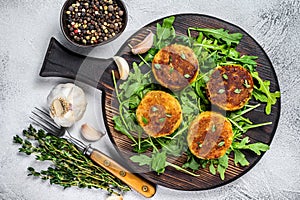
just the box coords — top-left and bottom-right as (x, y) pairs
(1, 0), (300, 199)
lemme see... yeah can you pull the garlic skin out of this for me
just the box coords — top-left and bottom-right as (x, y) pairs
(113, 56), (129, 80)
(47, 83), (87, 127)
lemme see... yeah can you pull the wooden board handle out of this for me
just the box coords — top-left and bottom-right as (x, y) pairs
(90, 149), (156, 198)
(40, 37), (114, 89)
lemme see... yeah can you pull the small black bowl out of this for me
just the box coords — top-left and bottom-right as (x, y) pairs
(60, 0), (128, 48)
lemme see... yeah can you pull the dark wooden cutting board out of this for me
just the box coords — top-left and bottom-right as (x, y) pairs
(40, 14), (280, 190)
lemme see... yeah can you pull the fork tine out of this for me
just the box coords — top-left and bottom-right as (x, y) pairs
(34, 107), (53, 121)
(31, 109), (61, 133)
(29, 116), (53, 134)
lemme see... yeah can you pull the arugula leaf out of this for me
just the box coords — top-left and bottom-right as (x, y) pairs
(209, 162), (216, 175)
(113, 116), (136, 143)
(233, 149), (249, 166)
(130, 151), (167, 174)
(189, 28), (243, 46)
(230, 55), (258, 65)
(233, 136), (270, 155)
(246, 143), (270, 155)
(162, 16), (175, 28)
(133, 140), (153, 153)
(130, 154), (152, 166)
(251, 72), (280, 114)
(217, 154), (229, 180)
(155, 16), (176, 49)
(151, 151), (167, 174)
(182, 156), (200, 171)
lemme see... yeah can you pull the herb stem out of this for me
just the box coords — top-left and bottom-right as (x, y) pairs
(231, 104), (261, 120)
(227, 117), (244, 132)
(112, 70), (122, 104)
(137, 54), (151, 67)
(171, 125), (189, 140)
(166, 162), (200, 177)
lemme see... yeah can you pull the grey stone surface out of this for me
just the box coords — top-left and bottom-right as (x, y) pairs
(0, 0), (300, 199)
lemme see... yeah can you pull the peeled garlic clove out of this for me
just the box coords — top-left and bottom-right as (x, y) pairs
(47, 83), (87, 127)
(131, 30), (154, 55)
(106, 195), (123, 200)
(113, 56), (129, 80)
(81, 123), (104, 142)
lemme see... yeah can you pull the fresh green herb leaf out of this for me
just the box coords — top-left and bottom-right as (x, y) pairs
(230, 55), (258, 65)
(184, 74), (191, 79)
(218, 89), (225, 94)
(234, 88), (242, 94)
(218, 141), (225, 147)
(151, 151), (167, 174)
(246, 143), (270, 155)
(233, 136), (270, 155)
(217, 154), (228, 180)
(244, 79), (251, 88)
(130, 154), (152, 166)
(233, 149), (249, 166)
(142, 116), (149, 124)
(222, 74), (228, 80)
(209, 162), (216, 175)
(155, 16), (176, 49)
(251, 72), (280, 115)
(159, 117), (166, 123)
(189, 27), (243, 46)
(198, 142), (203, 148)
(169, 67), (174, 74)
(211, 124), (216, 132)
(162, 16), (175, 29)
(166, 113), (172, 118)
(151, 106), (158, 112)
(113, 116), (137, 143)
(154, 63), (161, 70)
(182, 155), (200, 171)
(181, 53), (186, 60)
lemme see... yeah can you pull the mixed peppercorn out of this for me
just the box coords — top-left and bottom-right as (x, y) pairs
(64, 0), (126, 46)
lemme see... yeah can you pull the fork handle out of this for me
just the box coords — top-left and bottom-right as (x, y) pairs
(89, 149), (156, 198)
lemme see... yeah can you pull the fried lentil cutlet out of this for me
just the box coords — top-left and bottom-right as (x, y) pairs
(187, 111), (233, 159)
(136, 91), (182, 138)
(152, 44), (199, 91)
(206, 65), (254, 111)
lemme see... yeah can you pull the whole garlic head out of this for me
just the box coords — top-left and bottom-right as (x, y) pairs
(47, 83), (87, 127)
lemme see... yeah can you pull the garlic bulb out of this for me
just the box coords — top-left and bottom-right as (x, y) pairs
(47, 83), (87, 127)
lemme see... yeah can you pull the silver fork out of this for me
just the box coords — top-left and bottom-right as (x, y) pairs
(30, 107), (156, 198)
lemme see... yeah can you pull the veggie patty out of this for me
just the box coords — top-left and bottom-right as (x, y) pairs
(206, 65), (254, 111)
(187, 111), (233, 159)
(152, 44), (199, 91)
(136, 91), (182, 138)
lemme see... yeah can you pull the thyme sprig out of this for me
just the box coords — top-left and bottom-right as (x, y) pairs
(13, 125), (130, 195)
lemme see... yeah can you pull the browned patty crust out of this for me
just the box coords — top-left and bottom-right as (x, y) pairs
(187, 111), (233, 159)
(136, 91), (182, 138)
(152, 44), (199, 91)
(206, 65), (254, 111)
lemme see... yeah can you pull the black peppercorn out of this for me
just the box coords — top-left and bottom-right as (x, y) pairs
(64, 0), (126, 46)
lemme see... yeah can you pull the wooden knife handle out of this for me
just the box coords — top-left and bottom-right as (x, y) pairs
(90, 149), (156, 198)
